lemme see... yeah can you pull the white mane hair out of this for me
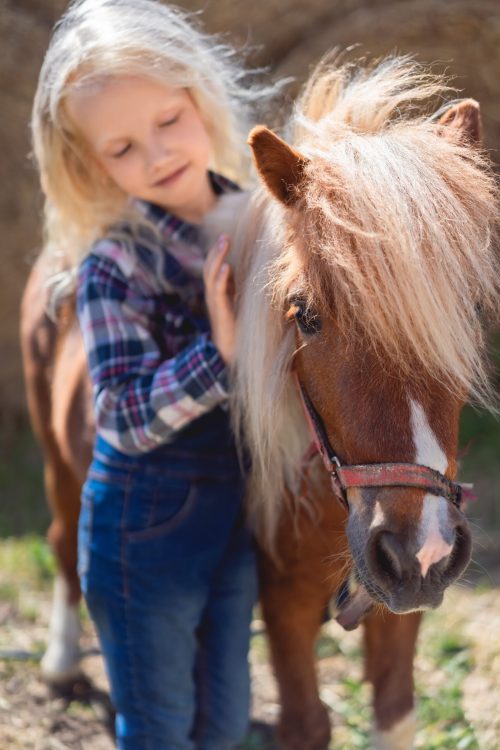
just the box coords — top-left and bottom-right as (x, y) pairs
(229, 55), (500, 548)
(201, 190), (312, 549)
(231, 192), (314, 549)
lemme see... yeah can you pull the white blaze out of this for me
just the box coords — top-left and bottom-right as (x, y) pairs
(370, 500), (386, 529)
(410, 400), (453, 577)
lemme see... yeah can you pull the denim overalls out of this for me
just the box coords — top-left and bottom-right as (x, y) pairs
(78, 406), (257, 750)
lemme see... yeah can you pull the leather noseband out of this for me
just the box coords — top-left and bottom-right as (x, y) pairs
(295, 376), (463, 512)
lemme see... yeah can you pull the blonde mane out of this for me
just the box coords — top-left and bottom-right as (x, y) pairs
(233, 56), (500, 547)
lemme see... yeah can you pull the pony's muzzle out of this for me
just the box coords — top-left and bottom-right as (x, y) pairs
(364, 506), (471, 612)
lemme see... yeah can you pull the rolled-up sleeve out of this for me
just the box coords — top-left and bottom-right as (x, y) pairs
(77, 251), (228, 454)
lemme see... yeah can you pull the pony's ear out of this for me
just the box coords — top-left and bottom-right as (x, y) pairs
(248, 125), (308, 206)
(437, 99), (482, 144)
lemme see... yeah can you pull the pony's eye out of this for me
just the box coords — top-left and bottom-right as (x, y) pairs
(288, 298), (322, 335)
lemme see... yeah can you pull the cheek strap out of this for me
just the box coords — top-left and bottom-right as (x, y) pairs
(293, 372), (464, 511)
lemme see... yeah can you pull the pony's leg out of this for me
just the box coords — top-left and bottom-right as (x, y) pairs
(41, 461), (83, 684)
(20, 268), (82, 684)
(363, 609), (422, 750)
(259, 554), (332, 750)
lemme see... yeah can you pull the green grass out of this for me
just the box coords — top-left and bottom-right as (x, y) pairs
(0, 535), (55, 590)
(457, 330), (500, 530)
(250, 632), (270, 663)
(0, 582), (18, 603)
(331, 677), (372, 750)
(316, 632), (342, 659)
(416, 624), (479, 749)
(26, 536), (57, 583)
(458, 404), (500, 530)
(0, 426), (47, 538)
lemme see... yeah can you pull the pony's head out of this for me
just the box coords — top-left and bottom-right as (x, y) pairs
(238, 57), (499, 614)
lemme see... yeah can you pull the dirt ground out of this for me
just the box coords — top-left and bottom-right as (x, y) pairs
(1, 558), (500, 750)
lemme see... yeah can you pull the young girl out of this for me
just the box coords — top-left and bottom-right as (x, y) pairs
(31, 1), (269, 747)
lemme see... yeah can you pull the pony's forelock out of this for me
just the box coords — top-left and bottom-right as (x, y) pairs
(289, 57), (499, 403)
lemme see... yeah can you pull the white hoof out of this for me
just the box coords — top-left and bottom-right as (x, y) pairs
(41, 641), (82, 685)
(373, 709), (416, 750)
(41, 575), (82, 684)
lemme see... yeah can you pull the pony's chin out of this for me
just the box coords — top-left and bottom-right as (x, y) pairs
(355, 571), (445, 615)
(384, 591), (445, 615)
(331, 570), (445, 627)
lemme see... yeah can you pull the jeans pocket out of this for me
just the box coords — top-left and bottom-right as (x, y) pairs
(125, 479), (197, 543)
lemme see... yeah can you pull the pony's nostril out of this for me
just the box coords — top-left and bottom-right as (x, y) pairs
(443, 524), (472, 580)
(373, 531), (403, 581)
(416, 530), (454, 578)
(423, 523), (471, 581)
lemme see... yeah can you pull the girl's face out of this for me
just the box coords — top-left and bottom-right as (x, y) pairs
(66, 75), (216, 223)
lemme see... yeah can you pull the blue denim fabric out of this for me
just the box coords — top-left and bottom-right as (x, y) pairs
(78, 412), (257, 750)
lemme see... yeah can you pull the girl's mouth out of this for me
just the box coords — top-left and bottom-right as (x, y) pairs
(153, 165), (188, 188)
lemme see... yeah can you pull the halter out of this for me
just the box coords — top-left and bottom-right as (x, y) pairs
(295, 376), (463, 512)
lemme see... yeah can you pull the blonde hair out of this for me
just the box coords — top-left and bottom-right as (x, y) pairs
(32, 0), (275, 307)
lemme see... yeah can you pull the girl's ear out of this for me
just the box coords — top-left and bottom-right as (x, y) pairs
(247, 126), (308, 206)
(437, 99), (482, 145)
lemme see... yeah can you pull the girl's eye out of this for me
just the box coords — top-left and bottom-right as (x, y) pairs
(160, 114), (179, 127)
(112, 143), (132, 159)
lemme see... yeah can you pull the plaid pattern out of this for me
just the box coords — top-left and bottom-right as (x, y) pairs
(77, 173), (239, 454)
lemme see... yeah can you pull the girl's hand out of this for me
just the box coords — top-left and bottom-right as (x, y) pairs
(203, 235), (236, 366)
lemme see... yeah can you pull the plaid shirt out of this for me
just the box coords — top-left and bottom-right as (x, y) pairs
(77, 173), (239, 455)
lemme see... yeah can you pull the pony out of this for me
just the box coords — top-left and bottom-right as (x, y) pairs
(21, 56), (499, 749)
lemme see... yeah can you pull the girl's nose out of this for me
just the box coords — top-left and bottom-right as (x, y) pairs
(147, 135), (171, 173)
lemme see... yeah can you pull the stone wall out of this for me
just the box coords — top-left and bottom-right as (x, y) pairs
(2, 0), (499, 420)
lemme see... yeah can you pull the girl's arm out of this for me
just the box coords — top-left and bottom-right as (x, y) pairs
(77, 250), (228, 455)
